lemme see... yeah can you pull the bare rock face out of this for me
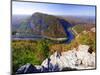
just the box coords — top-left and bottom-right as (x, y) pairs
(16, 45), (95, 74)
(76, 45), (95, 69)
(91, 27), (95, 32)
(41, 44), (95, 70)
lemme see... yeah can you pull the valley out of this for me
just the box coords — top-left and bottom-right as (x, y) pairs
(12, 12), (96, 74)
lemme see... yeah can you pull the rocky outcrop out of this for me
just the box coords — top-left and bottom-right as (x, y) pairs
(16, 44), (95, 74)
(91, 27), (95, 32)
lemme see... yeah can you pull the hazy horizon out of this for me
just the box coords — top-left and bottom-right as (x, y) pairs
(12, 1), (96, 17)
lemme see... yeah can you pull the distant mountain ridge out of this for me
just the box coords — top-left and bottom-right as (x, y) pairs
(13, 12), (73, 38)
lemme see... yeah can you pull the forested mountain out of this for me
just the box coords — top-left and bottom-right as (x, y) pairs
(12, 12), (73, 38)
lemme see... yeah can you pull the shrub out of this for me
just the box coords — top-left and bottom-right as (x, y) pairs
(12, 39), (51, 73)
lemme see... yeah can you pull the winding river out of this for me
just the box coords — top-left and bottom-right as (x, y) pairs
(12, 19), (75, 44)
(59, 19), (75, 43)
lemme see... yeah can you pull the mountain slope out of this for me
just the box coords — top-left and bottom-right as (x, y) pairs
(14, 12), (72, 38)
(30, 12), (67, 38)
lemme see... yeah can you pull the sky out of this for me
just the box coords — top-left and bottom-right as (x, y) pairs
(12, 1), (96, 16)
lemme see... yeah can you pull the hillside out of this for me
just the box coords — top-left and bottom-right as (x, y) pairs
(12, 12), (74, 38)
(16, 44), (95, 74)
(12, 13), (96, 74)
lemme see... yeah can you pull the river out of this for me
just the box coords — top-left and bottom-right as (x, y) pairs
(59, 19), (75, 43)
(12, 19), (75, 43)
